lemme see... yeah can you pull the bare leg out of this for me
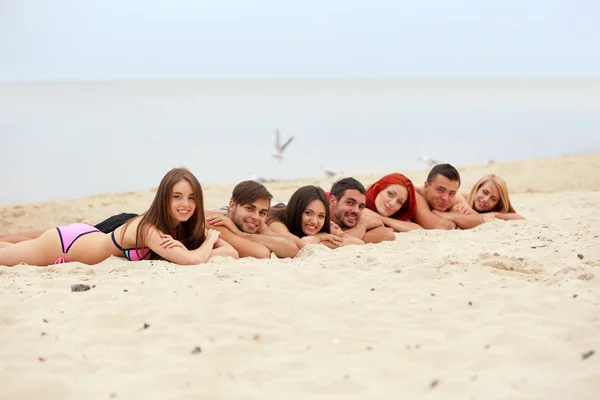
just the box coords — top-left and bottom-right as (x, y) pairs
(0, 229), (62, 267)
(0, 231), (45, 243)
(0, 235), (37, 244)
(0, 242), (13, 249)
(19, 231), (45, 239)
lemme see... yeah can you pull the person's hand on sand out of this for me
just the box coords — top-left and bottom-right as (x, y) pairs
(330, 221), (343, 236)
(205, 229), (221, 243)
(315, 233), (344, 247)
(206, 214), (241, 234)
(450, 202), (470, 214)
(159, 233), (186, 250)
(482, 212), (496, 222)
(358, 214), (384, 229)
(362, 208), (383, 220)
(300, 236), (321, 245)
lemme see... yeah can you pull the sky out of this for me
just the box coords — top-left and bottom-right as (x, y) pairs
(1, 0), (599, 81)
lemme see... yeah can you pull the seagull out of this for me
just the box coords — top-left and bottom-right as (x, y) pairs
(320, 165), (342, 177)
(272, 129), (294, 163)
(418, 155), (440, 168)
(249, 173), (268, 183)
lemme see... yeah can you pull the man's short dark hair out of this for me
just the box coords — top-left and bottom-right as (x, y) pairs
(330, 177), (366, 199)
(231, 180), (273, 206)
(427, 164), (461, 186)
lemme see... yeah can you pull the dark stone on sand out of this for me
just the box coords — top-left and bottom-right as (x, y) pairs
(71, 284), (91, 292)
(582, 350), (595, 360)
(124, 289), (129, 292)
(191, 346), (202, 354)
(577, 254), (584, 260)
(573, 294), (579, 298)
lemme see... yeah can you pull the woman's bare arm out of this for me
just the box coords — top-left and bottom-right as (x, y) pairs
(144, 227), (220, 265)
(210, 238), (239, 259)
(380, 217), (422, 232)
(268, 221), (307, 249)
(492, 212), (525, 221)
(362, 209), (422, 232)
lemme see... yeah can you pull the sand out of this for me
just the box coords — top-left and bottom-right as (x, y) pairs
(1, 153), (599, 399)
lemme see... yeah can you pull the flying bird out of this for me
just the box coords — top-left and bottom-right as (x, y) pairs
(272, 129), (294, 163)
(320, 165), (342, 177)
(418, 155), (440, 168)
(249, 173), (269, 183)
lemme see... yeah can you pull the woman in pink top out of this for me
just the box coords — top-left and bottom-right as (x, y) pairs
(0, 168), (238, 266)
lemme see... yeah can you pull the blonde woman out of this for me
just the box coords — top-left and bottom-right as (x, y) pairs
(443, 174), (525, 228)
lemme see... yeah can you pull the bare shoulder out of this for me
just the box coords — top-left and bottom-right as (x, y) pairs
(414, 191), (429, 210)
(259, 223), (288, 237)
(413, 192), (434, 225)
(268, 221), (289, 233)
(257, 223), (274, 235)
(205, 209), (227, 217)
(119, 216), (151, 244)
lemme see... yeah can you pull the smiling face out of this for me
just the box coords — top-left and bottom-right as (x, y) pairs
(229, 197), (270, 234)
(169, 179), (196, 224)
(424, 174), (460, 211)
(301, 199), (327, 236)
(330, 189), (366, 229)
(374, 184), (408, 217)
(473, 180), (500, 212)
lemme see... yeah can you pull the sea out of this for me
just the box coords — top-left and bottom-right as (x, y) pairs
(1, 78), (599, 206)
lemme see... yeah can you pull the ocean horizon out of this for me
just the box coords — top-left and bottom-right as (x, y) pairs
(1, 78), (599, 206)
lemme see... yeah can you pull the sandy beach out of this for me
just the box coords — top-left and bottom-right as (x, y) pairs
(1, 153), (599, 399)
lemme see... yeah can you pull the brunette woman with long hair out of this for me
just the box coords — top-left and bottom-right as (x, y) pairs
(0, 168), (238, 266)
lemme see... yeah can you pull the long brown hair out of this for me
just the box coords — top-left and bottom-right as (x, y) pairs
(124, 167), (206, 259)
(267, 185), (331, 237)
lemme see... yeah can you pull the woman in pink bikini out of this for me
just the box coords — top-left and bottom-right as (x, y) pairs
(0, 168), (238, 266)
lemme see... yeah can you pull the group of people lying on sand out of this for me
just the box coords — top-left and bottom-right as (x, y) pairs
(0, 163), (524, 267)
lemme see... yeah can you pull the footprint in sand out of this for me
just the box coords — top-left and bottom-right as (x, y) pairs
(584, 259), (600, 268)
(477, 252), (543, 275)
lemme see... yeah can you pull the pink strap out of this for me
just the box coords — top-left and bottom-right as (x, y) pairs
(55, 254), (67, 264)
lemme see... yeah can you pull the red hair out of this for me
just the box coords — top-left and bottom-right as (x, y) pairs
(366, 173), (416, 221)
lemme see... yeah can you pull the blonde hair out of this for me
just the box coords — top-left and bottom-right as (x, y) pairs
(467, 174), (516, 214)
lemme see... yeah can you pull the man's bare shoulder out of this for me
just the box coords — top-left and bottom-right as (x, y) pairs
(414, 191), (429, 208)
